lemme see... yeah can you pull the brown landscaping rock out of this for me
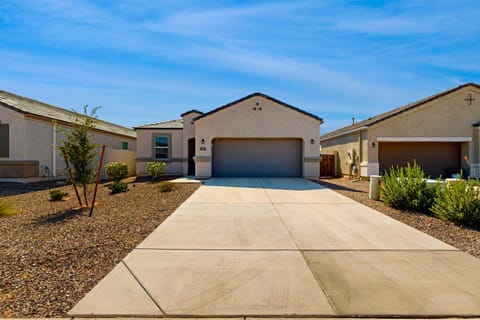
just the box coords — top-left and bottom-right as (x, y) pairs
(319, 177), (480, 258)
(0, 177), (199, 317)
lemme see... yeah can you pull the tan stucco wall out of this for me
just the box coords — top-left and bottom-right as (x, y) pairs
(135, 129), (184, 176)
(0, 106), (26, 160)
(25, 117), (54, 177)
(0, 107), (137, 180)
(194, 96), (321, 178)
(91, 131), (136, 152)
(368, 86), (480, 164)
(102, 148), (137, 179)
(52, 120), (137, 179)
(321, 85), (480, 177)
(321, 129), (367, 176)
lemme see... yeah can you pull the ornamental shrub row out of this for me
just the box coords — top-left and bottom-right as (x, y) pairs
(431, 177), (480, 227)
(380, 161), (436, 213)
(379, 162), (480, 228)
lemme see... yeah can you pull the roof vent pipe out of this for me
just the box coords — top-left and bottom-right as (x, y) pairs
(352, 117), (355, 125)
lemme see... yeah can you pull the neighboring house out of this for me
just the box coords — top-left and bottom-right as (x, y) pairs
(135, 92), (323, 179)
(320, 83), (480, 178)
(0, 90), (137, 182)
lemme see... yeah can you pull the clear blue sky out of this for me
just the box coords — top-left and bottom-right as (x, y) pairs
(1, 1), (479, 134)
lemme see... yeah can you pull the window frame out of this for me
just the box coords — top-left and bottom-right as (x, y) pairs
(122, 141), (128, 150)
(152, 134), (171, 161)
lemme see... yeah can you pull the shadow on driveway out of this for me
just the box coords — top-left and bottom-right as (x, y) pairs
(202, 177), (328, 191)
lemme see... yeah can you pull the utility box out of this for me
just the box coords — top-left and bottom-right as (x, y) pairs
(369, 175), (382, 200)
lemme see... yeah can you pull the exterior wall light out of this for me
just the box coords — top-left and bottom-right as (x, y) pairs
(201, 139), (205, 145)
(310, 138), (315, 144)
(372, 142), (376, 147)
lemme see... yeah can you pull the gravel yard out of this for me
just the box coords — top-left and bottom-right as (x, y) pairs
(2, 176), (480, 317)
(0, 177), (200, 318)
(319, 177), (480, 258)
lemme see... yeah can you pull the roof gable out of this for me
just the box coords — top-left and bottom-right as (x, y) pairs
(0, 89), (136, 138)
(194, 92), (323, 122)
(180, 109), (203, 117)
(321, 82), (480, 141)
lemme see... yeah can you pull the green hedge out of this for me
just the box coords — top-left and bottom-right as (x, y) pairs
(379, 163), (480, 228)
(379, 161), (436, 213)
(432, 178), (480, 227)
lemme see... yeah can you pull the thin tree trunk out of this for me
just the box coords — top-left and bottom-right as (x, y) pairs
(63, 154), (82, 207)
(83, 184), (89, 207)
(90, 145), (106, 217)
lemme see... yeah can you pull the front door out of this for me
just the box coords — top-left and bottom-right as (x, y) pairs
(188, 138), (195, 175)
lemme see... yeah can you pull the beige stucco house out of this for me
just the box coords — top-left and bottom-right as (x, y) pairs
(0, 90), (137, 182)
(320, 83), (480, 178)
(135, 92), (323, 179)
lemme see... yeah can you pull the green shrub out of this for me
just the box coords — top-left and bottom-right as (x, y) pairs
(432, 178), (480, 227)
(147, 161), (165, 180)
(105, 162), (129, 182)
(0, 200), (17, 217)
(158, 181), (176, 192)
(49, 189), (69, 201)
(108, 181), (129, 194)
(379, 161), (436, 213)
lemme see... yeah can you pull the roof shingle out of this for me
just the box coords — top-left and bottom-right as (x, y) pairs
(320, 82), (480, 141)
(134, 119), (183, 129)
(0, 90), (136, 138)
(194, 92), (323, 122)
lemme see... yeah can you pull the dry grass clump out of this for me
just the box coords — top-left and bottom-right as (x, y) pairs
(0, 200), (17, 216)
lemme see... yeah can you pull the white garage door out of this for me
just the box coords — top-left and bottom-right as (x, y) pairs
(212, 138), (302, 177)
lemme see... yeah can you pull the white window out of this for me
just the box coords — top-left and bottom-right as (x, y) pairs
(154, 135), (169, 160)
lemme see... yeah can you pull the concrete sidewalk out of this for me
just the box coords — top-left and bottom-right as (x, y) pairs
(69, 178), (480, 318)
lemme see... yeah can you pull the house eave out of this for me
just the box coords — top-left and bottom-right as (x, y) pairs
(321, 126), (368, 142)
(133, 127), (183, 130)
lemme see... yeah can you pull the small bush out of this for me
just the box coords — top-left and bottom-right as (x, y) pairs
(0, 200), (17, 217)
(108, 181), (129, 194)
(432, 178), (480, 227)
(379, 161), (436, 213)
(49, 189), (69, 201)
(147, 161), (165, 180)
(158, 181), (176, 192)
(105, 162), (129, 182)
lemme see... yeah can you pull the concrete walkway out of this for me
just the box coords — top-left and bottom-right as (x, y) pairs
(69, 178), (480, 318)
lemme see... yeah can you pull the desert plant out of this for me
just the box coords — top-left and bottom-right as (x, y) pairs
(108, 181), (129, 194)
(105, 162), (129, 182)
(379, 161), (436, 213)
(147, 161), (165, 180)
(0, 200), (17, 217)
(432, 177), (480, 227)
(49, 189), (69, 201)
(158, 181), (176, 192)
(57, 106), (99, 206)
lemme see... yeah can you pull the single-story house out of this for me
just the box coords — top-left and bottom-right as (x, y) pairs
(135, 92), (323, 179)
(320, 82), (480, 178)
(0, 89), (137, 182)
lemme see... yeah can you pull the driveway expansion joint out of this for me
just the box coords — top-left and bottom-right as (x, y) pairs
(70, 178), (480, 318)
(121, 260), (167, 315)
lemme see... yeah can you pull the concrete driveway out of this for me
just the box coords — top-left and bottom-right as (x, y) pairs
(69, 178), (480, 318)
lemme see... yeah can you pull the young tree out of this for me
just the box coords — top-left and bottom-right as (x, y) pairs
(58, 106), (100, 207)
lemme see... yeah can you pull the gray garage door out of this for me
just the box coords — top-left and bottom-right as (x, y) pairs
(212, 138), (302, 177)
